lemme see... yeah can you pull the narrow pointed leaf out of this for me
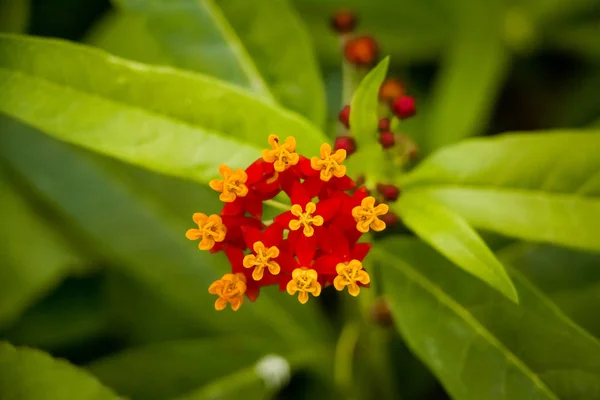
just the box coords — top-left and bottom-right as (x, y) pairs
(0, 341), (119, 399)
(402, 131), (600, 251)
(376, 237), (600, 400)
(394, 191), (518, 302)
(0, 34), (327, 185)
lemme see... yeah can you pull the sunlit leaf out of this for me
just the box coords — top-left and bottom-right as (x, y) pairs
(92, 0), (326, 125)
(376, 237), (600, 400)
(0, 341), (119, 399)
(0, 34), (328, 185)
(402, 131), (600, 251)
(394, 191), (518, 302)
(0, 167), (86, 329)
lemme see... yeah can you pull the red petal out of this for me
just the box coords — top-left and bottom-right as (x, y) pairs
(316, 227), (333, 254)
(276, 249), (296, 272)
(334, 175), (356, 191)
(221, 199), (244, 216)
(245, 197), (263, 219)
(264, 224), (283, 247)
(303, 176), (324, 198)
(316, 197), (342, 221)
(274, 211), (294, 229)
(224, 245), (245, 273)
(278, 275), (291, 292)
(290, 181), (311, 207)
(346, 228), (363, 247)
(328, 225), (350, 259)
(312, 254), (340, 275)
(351, 243), (371, 261)
(296, 234), (317, 266)
(245, 159), (266, 185)
(246, 282), (260, 302)
(241, 226), (262, 249)
(299, 156), (318, 177)
(287, 229), (300, 252)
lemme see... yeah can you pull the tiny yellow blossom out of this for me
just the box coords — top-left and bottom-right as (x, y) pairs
(289, 202), (323, 237)
(185, 213), (227, 250)
(209, 164), (249, 203)
(261, 135), (300, 172)
(310, 143), (347, 182)
(352, 197), (388, 233)
(208, 273), (247, 311)
(286, 268), (321, 304)
(243, 241), (281, 281)
(333, 260), (370, 296)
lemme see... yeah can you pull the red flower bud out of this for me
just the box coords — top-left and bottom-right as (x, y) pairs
(376, 183), (400, 202)
(378, 118), (390, 132)
(338, 105), (350, 128)
(378, 131), (395, 149)
(392, 96), (416, 119)
(334, 136), (357, 156)
(379, 79), (405, 104)
(370, 297), (394, 327)
(330, 10), (357, 34)
(344, 36), (378, 66)
(380, 211), (400, 227)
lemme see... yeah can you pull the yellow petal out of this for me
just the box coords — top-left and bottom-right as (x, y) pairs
(218, 164), (233, 178)
(185, 229), (202, 240)
(361, 196), (376, 208)
(319, 143), (331, 159)
(199, 237), (215, 250)
(286, 280), (297, 295)
(348, 283), (361, 297)
(267, 262), (281, 275)
(333, 275), (345, 291)
(243, 254), (256, 269)
(289, 220), (302, 231)
(305, 202), (317, 214)
(252, 266), (265, 281)
(215, 297), (228, 310)
(209, 179), (224, 192)
(302, 225), (315, 237)
(313, 282), (322, 297)
(298, 291), (309, 304)
(374, 203), (389, 215)
(230, 297), (243, 311)
(371, 218), (386, 232)
(306, 269), (318, 280)
(312, 215), (324, 226)
(357, 270), (371, 285)
(192, 213), (208, 225)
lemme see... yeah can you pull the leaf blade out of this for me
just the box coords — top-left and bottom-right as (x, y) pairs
(0, 34), (328, 185)
(0, 341), (119, 399)
(394, 190), (518, 302)
(376, 237), (600, 400)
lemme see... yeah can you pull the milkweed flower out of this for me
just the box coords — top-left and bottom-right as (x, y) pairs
(186, 135), (389, 311)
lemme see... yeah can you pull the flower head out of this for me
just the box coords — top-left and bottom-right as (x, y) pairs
(186, 135), (389, 311)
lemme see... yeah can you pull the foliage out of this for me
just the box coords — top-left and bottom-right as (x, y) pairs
(0, 0), (599, 399)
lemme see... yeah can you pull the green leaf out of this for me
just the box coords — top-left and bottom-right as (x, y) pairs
(345, 57), (389, 182)
(0, 167), (85, 329)
(393, 191), (518, 302)
(422, 0), (510, 153)
(0, 0), (29, 33)
(0, 120), (330, 346)
(92, 0), (326, 126)
(0, 341), (119, 399)
(2, 276), (109, 351)
(498, 242), (600, 339)
(0, 34), (328, 185)
(349, 57), (389, 146)
(88, 338), (322, 400)
(402, 131), (600, 251)
(375, 237), (600, 400)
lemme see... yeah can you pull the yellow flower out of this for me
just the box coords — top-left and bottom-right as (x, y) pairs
(289, 202), (323, 237)
(333, 260), (370, 296)
(185, 213), (227, 250)
(286, 268), (321, 304)
(352, 197), (389, 233)
(261, 135), (300, 172)
(209, 164), (249, 203)
(243, 241), (281, 281)
(310, 143), (347, 181)
(208, 273), (246, 311)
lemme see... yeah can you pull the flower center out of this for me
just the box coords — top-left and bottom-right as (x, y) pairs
(209, 164), (249, 203)
(208, 273), (247, 311)
(185, 213), (227, 250)
(288, 202), (324, 237)
(311, 143), (347, 182)
(243, 241), (281, 281)
(286, 268), (322, 304)
(261, 135), (300, 172)
(333, 260), (370, 297)
(352, 196), (389, 233)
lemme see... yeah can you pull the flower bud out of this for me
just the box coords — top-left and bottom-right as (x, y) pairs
(344, 36), (378, 66)
(378, 131), (395, 149)
(378, 118), (390, 132)
(334, 136), (357, 156)
(379, 79), (404, 104)
(370, 297), (394, 327)
(330, 10), (357, 34)
(392, 96), (416, 119)
(338, 105), (350, 128)
(380, 211), (400, 227)
(376, 183), (400, 202)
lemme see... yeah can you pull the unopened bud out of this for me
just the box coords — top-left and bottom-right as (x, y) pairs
(334, 136), (357, 156)
(344, 36), (378, 66)
(378, 118), (390, 132)
(378, 131), (395, 149)
(379, 79), (405, 104)
(338, 105), (351, 128)
(330, 10), (357, 34)
(392, 96), (416, 119)
(376, 183), (400, 202)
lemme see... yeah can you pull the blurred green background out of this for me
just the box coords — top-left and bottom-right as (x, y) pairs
(1, 0), (599, 399)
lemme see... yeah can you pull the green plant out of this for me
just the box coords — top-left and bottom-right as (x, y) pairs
(1, 0), (600, 399)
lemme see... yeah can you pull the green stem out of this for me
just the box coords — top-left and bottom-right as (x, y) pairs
(263, 199), (291, 211)
(334, 321), (361, 398)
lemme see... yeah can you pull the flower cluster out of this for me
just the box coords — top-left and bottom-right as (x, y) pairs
(186, 135), (389, 311)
